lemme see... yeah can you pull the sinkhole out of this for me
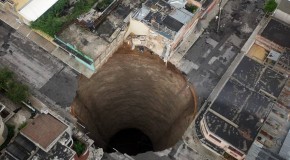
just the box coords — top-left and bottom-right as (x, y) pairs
(71, 44), (197, 155)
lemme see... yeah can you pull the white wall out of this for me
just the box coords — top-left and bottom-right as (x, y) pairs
(273, 10), (290, 25)
(125, 17), (150, 38)
(0, 117), (7, 145)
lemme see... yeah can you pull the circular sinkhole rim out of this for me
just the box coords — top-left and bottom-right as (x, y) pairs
(71, 45), (198, 156)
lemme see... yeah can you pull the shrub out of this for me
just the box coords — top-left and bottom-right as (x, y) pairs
(31, 0), (97, 36)
(0, 68), (29, 103)
(185, 5), (198, 13)
(264, 0), (277, 14)
(6, 82), (29, 104)
(73, 140), (86, 156)
(0, 68), (14, 90)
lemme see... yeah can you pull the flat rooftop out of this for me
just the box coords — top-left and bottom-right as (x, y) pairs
(256, 68), (287, 98)
(256, 102), (290, 155)
(247, 44), (267, 62)
(278, 79), (290, 110)
(20, 114), (68, 151)
(59, 0), (137, 60)
(232, 56), (287, 98)
(246, 142), (285, 160)
(205, 111), (253, 152)
(278, 49), (290, 71)
(5, 135), (37, 160)
(134, 0), (194, 39)
(261, 19), (290, 48)
(162, 15), (184, 32)
(232, 56), (265, 88)
(210, 80), (272, 142)
(33, 142), (75, 160)
(205, 55), (289, 153)
(18, 0), (58, 22)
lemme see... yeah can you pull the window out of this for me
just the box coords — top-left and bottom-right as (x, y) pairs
(209, 134), (221, 143)
(228, 146), (244, 157)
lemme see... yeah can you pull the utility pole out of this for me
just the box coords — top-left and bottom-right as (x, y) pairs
(217, 0), (223, 33)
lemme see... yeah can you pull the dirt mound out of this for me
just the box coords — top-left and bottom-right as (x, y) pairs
(71, 44), (197, 155)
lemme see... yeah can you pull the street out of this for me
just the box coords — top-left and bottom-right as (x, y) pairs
(0, 20), (78, 108)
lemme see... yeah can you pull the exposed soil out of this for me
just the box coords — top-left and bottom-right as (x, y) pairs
(72, 44), (197, 155)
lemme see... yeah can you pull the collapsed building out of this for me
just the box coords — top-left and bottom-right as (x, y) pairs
(60, 0), (219, 74)
(127, 0), (218, 62)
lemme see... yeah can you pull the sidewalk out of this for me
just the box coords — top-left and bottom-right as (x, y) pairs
(0, 11), (94, 78)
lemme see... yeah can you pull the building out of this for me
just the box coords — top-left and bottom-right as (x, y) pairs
(1, 0), (219, 75)
(260, 18), (290, 75)
(0, 0), (58, 24)
(198, 13), (290, 159)
(56, 0), (219, 73)
(127, 0), (218, 61)
(199, 55), (289, 160)
(273, 0), (290, 24)
(1, 113), (78, 160)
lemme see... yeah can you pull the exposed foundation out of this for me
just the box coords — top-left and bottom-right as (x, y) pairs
(71, 44), (197, 155)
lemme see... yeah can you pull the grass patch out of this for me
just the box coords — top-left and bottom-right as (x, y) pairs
(0, 125), (15, 151)
(31, 0), (98, 36)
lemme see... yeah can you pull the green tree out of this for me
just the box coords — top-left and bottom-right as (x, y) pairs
(30, 0), (97, 36)
(185, 5), (198, 13)
(6, 81), (29, 103)
(0, 68), (14, 89)
(264, 0), (278, 14)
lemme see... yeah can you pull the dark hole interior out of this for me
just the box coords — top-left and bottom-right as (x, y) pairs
(106, 128), (153, 155)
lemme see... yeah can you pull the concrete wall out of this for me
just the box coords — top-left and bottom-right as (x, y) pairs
(94, 29), (127, 71)
(125, 18), (150, 38)
(125, 18), (169, 57)
(273, 10), (290, 25)
(0, 117), (7, 145)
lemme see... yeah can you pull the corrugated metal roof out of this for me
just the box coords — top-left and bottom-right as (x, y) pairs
(168, 0), (186, 9)
(279, 130), (290, 160)
(134, 6), (150, 20)
(169, 8), (193, 24)
(18, 0), (58, 22)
